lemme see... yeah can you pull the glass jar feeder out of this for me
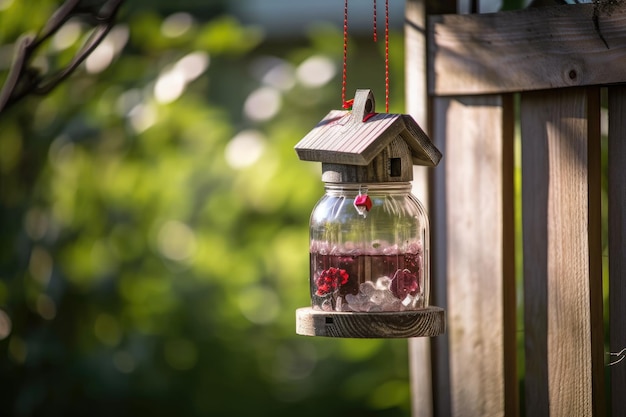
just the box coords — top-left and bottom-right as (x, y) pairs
(294, 89), (445, 338)
(309, 183), (429, 313)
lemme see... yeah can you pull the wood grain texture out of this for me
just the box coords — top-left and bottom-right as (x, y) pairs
(428, 3), (626, 95)
(295, 307), (445, 338)
(608, 85), (626, 417)
(521, 88), (604, 417)
(432, 95), (511, 417)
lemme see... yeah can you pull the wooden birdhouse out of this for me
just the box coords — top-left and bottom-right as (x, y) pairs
(294, 89), (445, 338)
(295, 89), (441, 183)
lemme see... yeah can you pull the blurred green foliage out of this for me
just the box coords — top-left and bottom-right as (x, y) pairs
(0, 1), (415, 416)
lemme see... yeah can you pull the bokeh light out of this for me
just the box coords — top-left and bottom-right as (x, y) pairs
(0, 309), (11, 340)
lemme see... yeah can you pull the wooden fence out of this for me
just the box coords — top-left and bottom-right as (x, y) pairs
(405, 1), (626, 416)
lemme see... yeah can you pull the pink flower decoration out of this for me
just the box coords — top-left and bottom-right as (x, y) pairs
(390, 269), (419, 299)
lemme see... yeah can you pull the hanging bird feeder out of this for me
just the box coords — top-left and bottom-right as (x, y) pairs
(294, 89), (445, 338)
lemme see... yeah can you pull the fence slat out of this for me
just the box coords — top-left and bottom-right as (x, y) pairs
(428, 3), (626, 95)
(609, 85), (626, 417)
(431, 95), (514, 416)
(520, 88), (604, 417)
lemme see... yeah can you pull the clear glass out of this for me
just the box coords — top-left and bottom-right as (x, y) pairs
(309, 182), (430, 312)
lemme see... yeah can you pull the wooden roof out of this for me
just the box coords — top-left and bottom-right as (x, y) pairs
(294, 89), (442, 167)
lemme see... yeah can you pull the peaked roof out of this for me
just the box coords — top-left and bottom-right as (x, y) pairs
(294, 90), (442, 167)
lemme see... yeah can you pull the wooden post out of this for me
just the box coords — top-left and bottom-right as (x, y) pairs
(406, 1), (458, 415)
(405, 1), (435, 415)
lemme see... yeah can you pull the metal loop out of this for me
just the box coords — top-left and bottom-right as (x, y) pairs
(608, 347), (626, 366)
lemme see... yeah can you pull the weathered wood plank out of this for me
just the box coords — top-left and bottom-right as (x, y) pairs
(520, 88), (604, 416)
(428, 3), (626, 95)
(431, 95), (512, 416)
(608, 85), (626, 417)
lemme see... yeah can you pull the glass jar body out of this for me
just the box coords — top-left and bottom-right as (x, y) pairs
(309, 183), (430, 312)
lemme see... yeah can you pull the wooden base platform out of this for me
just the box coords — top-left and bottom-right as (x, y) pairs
(296, 306), (445, 338)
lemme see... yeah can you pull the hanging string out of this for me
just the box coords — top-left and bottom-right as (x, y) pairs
(384, 0), (389, 112)
(341, 0), (390, 112)
(341, 0), (350, 109)
(372, 0), (377, 42)
(608, 347), (626, 366)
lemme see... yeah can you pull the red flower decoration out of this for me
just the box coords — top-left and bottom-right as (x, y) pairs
(315, 267), (349, 296)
